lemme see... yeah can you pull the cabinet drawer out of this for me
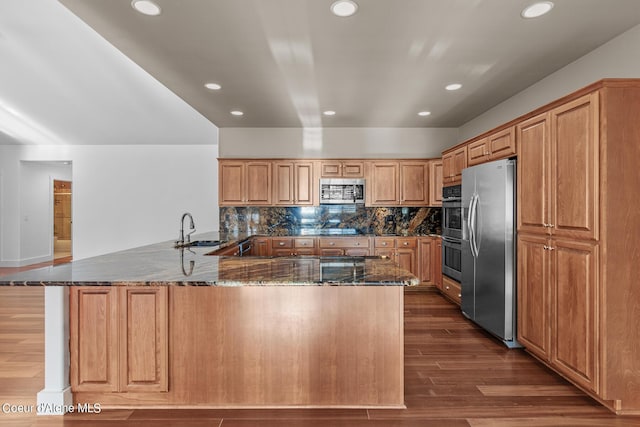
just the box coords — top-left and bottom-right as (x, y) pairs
(374, 237), (396, 248)
(271, 238), (293, 248)
(442, 276), (462, 305)
(318, 237), (369, 248)
(294, 238), (315, 248)
(396, 237), (417, 248)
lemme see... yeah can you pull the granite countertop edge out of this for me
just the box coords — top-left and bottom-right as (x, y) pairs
(0, 231), (423, 287)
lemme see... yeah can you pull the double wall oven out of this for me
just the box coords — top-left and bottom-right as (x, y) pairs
(442, 185), (462, 282)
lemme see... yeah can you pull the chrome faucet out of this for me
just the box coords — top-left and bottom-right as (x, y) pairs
(176, 212), (196, 247)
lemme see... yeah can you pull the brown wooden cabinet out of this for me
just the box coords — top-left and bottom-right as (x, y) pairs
(511, 80), (640, 413)
(517, 233), (551, 362)
(400, 161), (429, 206)
(517, 94), (598, 241)
(433, 237), (442, 290)
(441, 275), (461, 305)
(70, 286), (168, 393)
(467, 127), (516, 166)
(374, 237), (418, 277)
(320, 160), (364, 178)
(219, 160), (272, 206)
(417, 238), (432, 284)
(271, 237), (316, 256)
(367, 160), (431, 206)
(272, 161), (316, 206)
(428, 159), (443, 206)
(366, 161), (399, 206)
(319, 237), (370, 256)
(442, 145), (467, 185)
(250, 237), (270, 256)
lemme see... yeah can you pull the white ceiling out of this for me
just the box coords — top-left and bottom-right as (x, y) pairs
(1, 1), (640, 147)
(57, 0), (640, 128)
(0, 0), (216, 145)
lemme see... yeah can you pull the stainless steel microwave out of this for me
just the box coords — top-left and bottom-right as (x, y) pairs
(320, 178), (365, 204)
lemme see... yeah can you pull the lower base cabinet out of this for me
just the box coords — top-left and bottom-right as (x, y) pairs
(517, 234), (599, 394)
(441, 275), (461, 305)
(70, 286), (168, 393)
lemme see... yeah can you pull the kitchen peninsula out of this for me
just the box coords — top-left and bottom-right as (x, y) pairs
(0, 232), (418, 413)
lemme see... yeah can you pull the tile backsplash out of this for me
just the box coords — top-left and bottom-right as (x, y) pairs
(220, 206), (441, 236)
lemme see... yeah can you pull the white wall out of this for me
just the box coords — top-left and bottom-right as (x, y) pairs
(219, 127), (458, 159)
(19, 162), (72, 264)
(0, 144), (219, 265)
(459, 23), (640, 141)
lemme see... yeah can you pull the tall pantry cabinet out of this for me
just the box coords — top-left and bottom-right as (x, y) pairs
(516, 80), (640, 414)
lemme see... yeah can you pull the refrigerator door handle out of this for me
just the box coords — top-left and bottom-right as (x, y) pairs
(466, 196), (474, 257)
(470, 194), (479, 258)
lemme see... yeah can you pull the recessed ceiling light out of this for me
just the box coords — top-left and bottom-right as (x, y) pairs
(204, 83), (221, 90)
(418, 111), (431, 117)
(330, 0), (358, 17)
(445, 83), (462, 91)
(230, 110), (244, 116)
(323, 110), (336, 116)
(131, 0), (161, 16)
(521, 1), (554, 19)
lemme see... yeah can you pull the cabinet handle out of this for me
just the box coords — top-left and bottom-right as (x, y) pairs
(279, 242), (285, 246)
(329, 242), (335, 246)
(356, 242), (360, 246)
(382, 242), (387, 246)
(548, 223), (555, 228)
(458, 293), (462, 298)
(445, 285), (450, 290)
(548, 246), (555, 251)
(403, 242), (408, 246)
(543, 223), (549, 227)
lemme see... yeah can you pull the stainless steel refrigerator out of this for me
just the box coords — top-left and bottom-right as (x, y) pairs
(461, 158), (520, 348)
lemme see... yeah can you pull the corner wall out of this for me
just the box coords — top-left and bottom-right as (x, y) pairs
(219, 127), (458, 159)
(459, 23), (640, 141)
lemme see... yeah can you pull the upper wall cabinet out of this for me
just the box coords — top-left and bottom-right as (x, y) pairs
(219, 160), (272, 206)
(429, 159), (443, 206)
(366, 160), (432, 207)
(467, 127), (516, 166)
(517, 93), (599, 241)
(400, 161), (429, 206)
(320, 160), (364, 178)
(366, 161), (399, 206)
(442, 145), (467, 185)
(273, 161), (317, 206)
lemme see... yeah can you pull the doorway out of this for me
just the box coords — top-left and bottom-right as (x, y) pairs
(53, 180), (72, 260)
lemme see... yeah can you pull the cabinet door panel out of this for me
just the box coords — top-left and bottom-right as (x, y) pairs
(467, 138), (489, 166)
(396, 248), (416, 275)
(429, 160), (443, 206)
(489, 127), (516, 160)
(295, 162), (314, 205)
(368, 162), (399, 205)
(70, 287), (119, 392)
(273, 162), (294, 205)
(400, 162), (429, 205)
(320, 162), (341, 177)
(246, 162), (272, 204)
(517, 234), (551, 361)
(517, 113), (550, 235)
(453, 147), (467, 182)
(219, 162), (245, 205)
(342, 162), (364, 177)
(119, 287), (168, 392)
(442, 153), (454, 184)
(418, 238), (432, 284)
(552, 239), (598, 393)
(551, 93), (599, 240)
(433, 238), (442, 290)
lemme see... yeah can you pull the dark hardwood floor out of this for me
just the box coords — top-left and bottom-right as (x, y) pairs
(1, 284), (639, 426)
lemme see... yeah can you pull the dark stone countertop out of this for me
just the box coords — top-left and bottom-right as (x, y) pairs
(0, 232), (419, 287)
